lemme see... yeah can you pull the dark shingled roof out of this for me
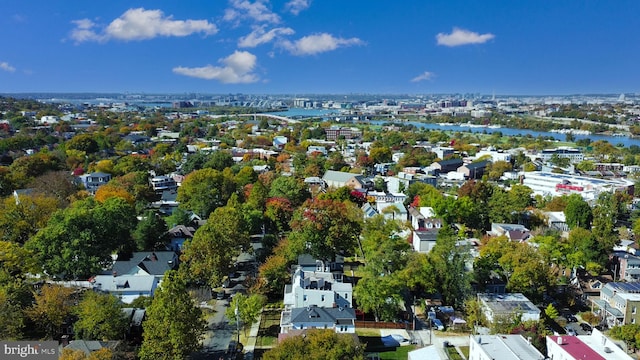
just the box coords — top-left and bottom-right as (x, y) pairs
(107, 251), (178, 277)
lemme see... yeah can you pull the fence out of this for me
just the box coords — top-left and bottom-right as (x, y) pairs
(355, 320), (414, 330)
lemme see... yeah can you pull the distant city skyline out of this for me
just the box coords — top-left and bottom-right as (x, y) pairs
(1, 1), (639, 95)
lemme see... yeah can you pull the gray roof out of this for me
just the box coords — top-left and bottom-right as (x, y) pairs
(109, 251), (178, 276)
(290, 306), (356, 325)
(322, 170), (359, 184)
(64, 340), (120, 356)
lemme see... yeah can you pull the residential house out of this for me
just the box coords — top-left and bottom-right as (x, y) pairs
(149, 175), (177, 194)
(408, 206), (442, 253)
(613, 251), (640, 283)
(361, 203), (378, 219)
(477, 293), (541, 323)
(469, 334), (545, 360)
(123, 133), (151, 146)
(490, 223), (532, 242)
(307, 145), (328, 156)
(92, 251), (178, 303)
(457, 160), (490, 179)
(166, 225), (196, 252)
(149, 190), (179, 216)
(594, 282), (640, 327)
(376, 201), (408, 222)
(431, 158), (463, 174)
(273, 136), (288, 149)
(322, 170), (368, 190)
(77, 172), (112, 194)
(280, 265), (354, 334)
(281, 306), (356, 335)
(546, 329), (633, 360)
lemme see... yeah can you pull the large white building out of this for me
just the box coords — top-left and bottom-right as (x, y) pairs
(522, 171), (634, 201)
(469, 334), (545, 360)
(539, 147), (584, 163)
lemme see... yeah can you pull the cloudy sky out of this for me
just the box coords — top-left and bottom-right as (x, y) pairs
(0, 1), (638, 94)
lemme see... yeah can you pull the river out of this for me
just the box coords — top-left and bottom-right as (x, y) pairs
(369, 120), (640, 148)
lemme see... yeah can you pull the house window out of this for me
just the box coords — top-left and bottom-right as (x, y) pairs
(633, 306), (637, 314)
(303, 295), (307, 302)
(633, 318), (637, 324)
(321, 295), (325, 301)
(345, 293), (348, 299)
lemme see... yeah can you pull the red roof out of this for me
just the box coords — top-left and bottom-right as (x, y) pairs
(549, 336), (606, 360)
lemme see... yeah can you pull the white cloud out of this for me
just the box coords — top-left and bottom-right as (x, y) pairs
(436, 27), (494, 47)
(224, 0), (280, 24)
(172, 51), (259, 84)
(70, 8), (217, 43)
(0, 62), (16, 72)
(70, 19), (103, 43)
(285, 0), (311, 15)
(280, 33), (364, 56)
(238, 26), (294, 48)
(411, 71), (435, 82)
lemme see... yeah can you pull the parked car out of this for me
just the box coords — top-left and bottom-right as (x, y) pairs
(216, 291), (226, 300)
(565, 327), (577, 336)
(431, 318), (445, 331)
(566, 314), (578, 323)
(580, 323), (592, 332)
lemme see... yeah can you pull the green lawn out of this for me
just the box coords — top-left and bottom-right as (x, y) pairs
(446, 346), (464, 360)
(361, 336), (416, 360)
(255, 310), (281, 349)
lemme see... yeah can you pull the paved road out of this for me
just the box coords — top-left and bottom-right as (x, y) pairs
(201, 298), (236, 352)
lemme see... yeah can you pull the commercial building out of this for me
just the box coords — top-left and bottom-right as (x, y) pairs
(521, 171), (634, 201)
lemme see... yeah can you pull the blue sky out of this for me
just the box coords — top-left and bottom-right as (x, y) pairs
(0, 1), (638, 95)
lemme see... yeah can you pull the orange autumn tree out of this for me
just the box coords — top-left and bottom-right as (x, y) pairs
(94, 184), (135, 205)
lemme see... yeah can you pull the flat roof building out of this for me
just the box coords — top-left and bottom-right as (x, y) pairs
(469, 334), (545, 360)
(547, 329), (633, 360)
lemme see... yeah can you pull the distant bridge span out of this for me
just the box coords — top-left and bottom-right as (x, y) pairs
(208, 113), (300, 123)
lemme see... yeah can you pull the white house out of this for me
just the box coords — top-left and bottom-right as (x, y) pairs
(283, 267), (352, 309)
(280, 306), (356, 335)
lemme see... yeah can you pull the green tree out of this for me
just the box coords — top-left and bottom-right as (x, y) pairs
(66, 134), (99, 154)
(204, 150), (234, 171)
(369, 146), (392, 164)
(139, 271), (205, 360)
(26, 284), (75, 339)
(73, 291), (128, 340)
(288, 199), (362, 263)
(226, 293), (266, 336)
(263, 329), (364, 360)
(177, 168), (236, 218)
(544, 304), (559, 319)
(429, 227), (471, 309)
(268, 176), (310, 208)
(0, 193), (59, 244)
(133, 210), (169, 250)
(180, 195), (250, 287)
(0, 288), (25, 339)
(564, 194), (593, 229)
(26, 197), (136, 279)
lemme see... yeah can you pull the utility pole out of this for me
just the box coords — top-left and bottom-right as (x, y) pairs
(235, 299), (240, 345)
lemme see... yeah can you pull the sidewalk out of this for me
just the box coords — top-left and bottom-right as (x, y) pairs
(242, 314), (262, 356)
